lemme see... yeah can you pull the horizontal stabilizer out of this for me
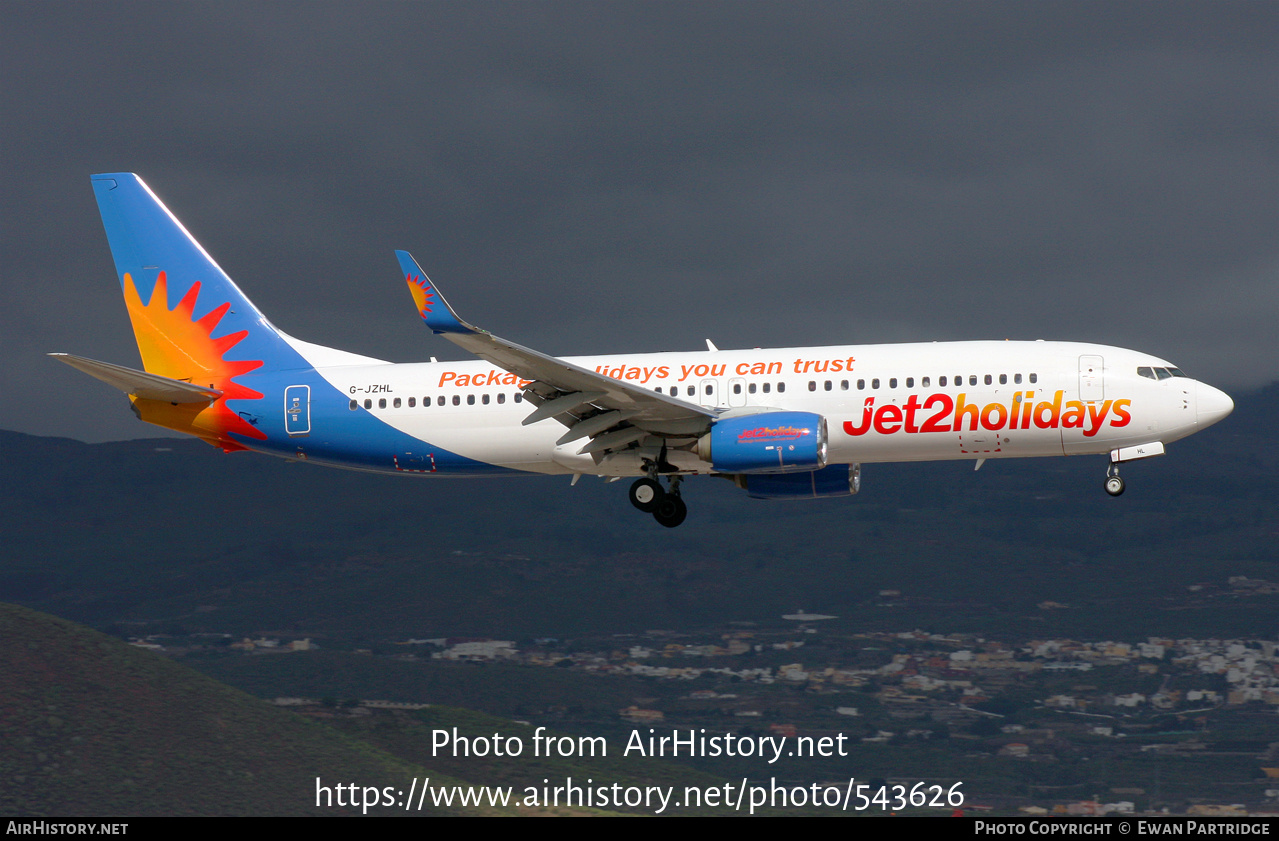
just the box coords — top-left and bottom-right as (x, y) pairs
(48, 353), (222, 403)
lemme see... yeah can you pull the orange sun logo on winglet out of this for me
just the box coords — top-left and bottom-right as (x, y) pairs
(123, 271), (267, 450)
(406, 273), (435, 319)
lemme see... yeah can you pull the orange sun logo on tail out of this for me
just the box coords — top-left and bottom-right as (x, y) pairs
(123, 271), (267, 450)
(406, 273), (435, 319)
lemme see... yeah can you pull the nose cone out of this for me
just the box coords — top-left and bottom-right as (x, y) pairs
(1197, 382), (1234, 428)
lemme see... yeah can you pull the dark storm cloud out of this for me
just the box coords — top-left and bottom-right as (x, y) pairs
(3, 1), (1274, 441)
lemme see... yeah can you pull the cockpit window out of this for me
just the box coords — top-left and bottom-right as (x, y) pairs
(1139, 365), (1189, 380)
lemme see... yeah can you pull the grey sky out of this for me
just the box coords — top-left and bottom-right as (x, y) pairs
(4, 1), (1275, 441)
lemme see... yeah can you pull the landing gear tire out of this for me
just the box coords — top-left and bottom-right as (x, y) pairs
(629, 478), (664, 512)
(653, 495), (687, 528)
(1104, 474), (1125, 497)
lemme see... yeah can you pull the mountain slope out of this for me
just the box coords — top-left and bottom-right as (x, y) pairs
(0, 602), (551, 816)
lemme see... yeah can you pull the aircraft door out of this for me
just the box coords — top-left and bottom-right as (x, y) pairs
(285, 385), (311, 436)
(699, 378), (725, 408)
(727, 377), (747, 407)
(1079, 355), (1104, 403)
(1062, 356), (1116, 456)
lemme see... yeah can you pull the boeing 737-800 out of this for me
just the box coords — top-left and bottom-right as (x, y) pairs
(53, 174), (1234, 527)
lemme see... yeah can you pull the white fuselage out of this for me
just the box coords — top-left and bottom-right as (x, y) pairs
(299, 339), (1230, 477)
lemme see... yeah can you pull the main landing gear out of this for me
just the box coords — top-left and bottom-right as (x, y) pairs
(1104, 462), (1125, 497)
(629, 475), (687, 528)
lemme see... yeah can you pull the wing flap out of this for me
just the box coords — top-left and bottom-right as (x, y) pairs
(521, 391), (606, 426)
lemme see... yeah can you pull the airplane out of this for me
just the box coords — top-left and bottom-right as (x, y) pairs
(52, 173), (1235, 528)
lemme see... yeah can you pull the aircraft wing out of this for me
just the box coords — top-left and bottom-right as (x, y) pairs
(49, 353), (222, 403)
(396, 252), (716, 453)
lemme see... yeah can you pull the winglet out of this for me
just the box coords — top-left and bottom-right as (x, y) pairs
(396, 251), (474, 335)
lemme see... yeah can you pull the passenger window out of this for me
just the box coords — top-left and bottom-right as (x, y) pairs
(1029, 373), (1038, 384)
(824, 380), (832, 391)
(857, 379), (865, 390)
(841, 380), (849, 390)
(808, 381), (817, 392)
(984, 375), (992, 385)
(514, 393), (523, 403)
(393, 397), (401, 408)
(467, 395), (476, 405)
(999, 374), (1007, 385)
(922, 377), (930, 387)
(939, 376), (947, 387)
(1014, 373), (1022, 384)
(437, 396), (446, 406)
(408, 397), (416, 408)
(497, 393), (505, 404)
(378, 398), (387, 409)
(889, 378), (897, 388)
(687, 386), (695, 397)
(969, 375), (977, 386)
(452, 395), (460, 406)
(763, 383), (771, 394)
(748, 383), (757, 394)
(364, 399), (372, 409)
(906, 377), (914, 388)
(778, 383), (786, 393)
(482, 394), (490, 404)
(733, 383), (742, 394)
(349, 399), (358, 411)
(872, 378), (880, 389)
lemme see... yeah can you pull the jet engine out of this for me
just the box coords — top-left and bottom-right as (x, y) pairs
(739, 464), (861, 499)
(697, 411), (828, 473)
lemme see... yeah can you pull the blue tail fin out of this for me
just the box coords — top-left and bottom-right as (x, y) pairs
(90, 173), (373, 449)
(90, 173), (295, 373)
(92, 174), (385, 375)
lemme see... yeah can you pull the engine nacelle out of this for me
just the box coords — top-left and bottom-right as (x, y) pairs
(698, 411), (828, 474)
(740, 464), (861, 499)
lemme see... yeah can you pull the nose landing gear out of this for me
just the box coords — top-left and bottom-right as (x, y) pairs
(1104, 462), (1125, 497)
(628, 474), (688, 527)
